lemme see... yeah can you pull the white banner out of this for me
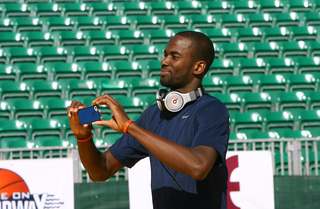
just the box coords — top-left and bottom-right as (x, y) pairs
(128, 151), (274, 209)
(0, 158), (74, 209)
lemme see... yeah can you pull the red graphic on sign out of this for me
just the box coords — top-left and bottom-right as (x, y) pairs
(172, 98), (178, 104)
(226, 155), (240, 209)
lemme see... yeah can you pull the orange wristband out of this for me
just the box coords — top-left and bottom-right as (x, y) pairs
(123, 120), (134, 135)
(76, 132), (93, 142)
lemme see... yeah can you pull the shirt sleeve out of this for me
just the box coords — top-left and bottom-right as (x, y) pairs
(108, 114), (149, 168)
(191, 99), (230, 165)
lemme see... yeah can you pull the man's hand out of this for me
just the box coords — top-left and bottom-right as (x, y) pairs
(92, 94), (130, 133)
(67, 100), (93, 139)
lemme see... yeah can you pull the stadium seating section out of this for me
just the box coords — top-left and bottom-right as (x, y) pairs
(0, 0), (320, 176)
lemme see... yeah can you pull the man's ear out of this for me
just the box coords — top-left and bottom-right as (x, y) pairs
(193, 61), (206, 75)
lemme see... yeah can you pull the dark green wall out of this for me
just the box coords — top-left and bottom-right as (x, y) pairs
(74, 176), (320, 209)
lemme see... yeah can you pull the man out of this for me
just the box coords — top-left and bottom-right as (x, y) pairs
(67, 31), (229, 209)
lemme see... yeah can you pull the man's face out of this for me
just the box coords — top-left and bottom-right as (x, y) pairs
(160, 35), (195, 90)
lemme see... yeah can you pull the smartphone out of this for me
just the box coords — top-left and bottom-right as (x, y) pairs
(78, 105), (102, 125)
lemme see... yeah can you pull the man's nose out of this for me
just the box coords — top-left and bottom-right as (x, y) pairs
(161, 56), (169, 67)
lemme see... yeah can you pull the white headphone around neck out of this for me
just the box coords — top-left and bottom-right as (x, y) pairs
(156, 86), (205, 112)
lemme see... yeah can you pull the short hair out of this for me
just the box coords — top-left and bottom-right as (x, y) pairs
(175, 30), (215, 74)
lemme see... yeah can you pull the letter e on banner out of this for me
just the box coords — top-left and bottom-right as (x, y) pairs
(227, 155), (240, 209)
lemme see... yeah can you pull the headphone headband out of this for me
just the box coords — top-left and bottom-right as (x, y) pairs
(156, 86), (205, 112)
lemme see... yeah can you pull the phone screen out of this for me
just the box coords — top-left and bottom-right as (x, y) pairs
(78, 105), (102, 125)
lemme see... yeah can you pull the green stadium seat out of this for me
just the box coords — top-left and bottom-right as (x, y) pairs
(60, 3), (90, 16)
(103, 16), (132, 30)
(149, 2), (176, 15)
(0, 81), (31, 102)
(0, 119), (29, 140)
(56, 31), (87, 46)
(262, 27), (291, 42)
(265, 111), (296, 135)
(0, 64), (16, 82)
(34, 3), (62, 17)
(232, 112), (264, 134)
(258, 74), (287, 94)
(35, 138), (74, 158)
(304, 12), (320, 26)
(71, 46), (100, 63)
(202, 75), (225, 94)
(288, 0), (314, 12)
(222, 43), (249, 58)
(116, 30), (145, 45)
(299, 110), (320, 136)
(207, 58), (234, 77)
(87, 30), (117, 46)
(131, 15), (162, 30)
(308, 91), (320, 110)
(228, 132), (248, 151)
(278, 91), (308, 115)
(44, 17), (76, 31)
(204, 28), (232, 43)
(259, 0), (285, 13)
(44, 98), (72, 121)
(104, 133), (123, 145)
(204, 1), (231, 14)
(37, 46), (69, 63)
(238, 58), (267, 76)
(30, 80), (63, 100)
(66, 79), (98, 101)
(22, 31), (56, 47)
(48, 62), (82, 81)
(274, 12), (300, 27)
(233, 1), (258, 14)
(0, 101), (13, 120)
(212, 93), (242, 115)
(0, 18), (14, 32)
(11, 99), (45, 123)
(176, 1), (202, 15)
(162, 15), (190, 29)
(0, 138), (39, 159)
(99, 45), (130, 61)
(30, 118), (63, 140)
(316, 0), (320, 12)
(251, 130), (281, 139)
(189, 14), (217, 29)
(296, 57), (320, 75)
(0, 48), (8, 64)
(4, 3), (31, 17)
(220, 14), (246, 28)
(99, 78), (131, 97)
(111, 60), (143, 79)
(93, 137), (108, 147)
(82, 61), (113, 82)
(130, 78), (160, 97)
(243, 92), (273, 113)
(309, 41), (320, 57)
(146, 60), (161, 78)
(290, 26), (318, 41)
(266, 57), (296, 75)
(4, 47), (37, 65)
(247, 13), (274, 28)
(250, 130), (281, 151)
(145, 29), (175, 44)
(131, 44), (162, 61)
(121, 2), (149, 16)
(287, 74), (318, 92)
(15, 63), (48, 82)
(0, 32), (24, 47)
(252, 42), (280, 58)
(225, 75), (254, 95)
(109, 96), (145, 117)
(13, 17), (43, 32)
(89, 2), (118, 16)
(280, 41), (308, 57)
(73, 16), (104, 30)
(236, 27), (263, 42)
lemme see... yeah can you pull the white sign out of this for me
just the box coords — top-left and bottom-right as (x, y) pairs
(128, 151), (274, 209)
(0, 158), (74, 209)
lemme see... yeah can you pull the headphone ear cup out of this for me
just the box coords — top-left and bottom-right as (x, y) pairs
(157, 89), (168, 111)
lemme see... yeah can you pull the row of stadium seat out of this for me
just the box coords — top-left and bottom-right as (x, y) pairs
(0, 26), (319, 47)
(0, 41), (319, 65)
(1, 14), (320, 32)
(1, 109), (320, 142)
(1, 1), (320, 17)
(0, 74), (319, 100)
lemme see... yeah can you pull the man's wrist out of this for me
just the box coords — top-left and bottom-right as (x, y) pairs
(75, 132), (93, 141)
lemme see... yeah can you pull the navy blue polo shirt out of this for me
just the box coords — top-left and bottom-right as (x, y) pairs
(109, 93), (229, 209)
